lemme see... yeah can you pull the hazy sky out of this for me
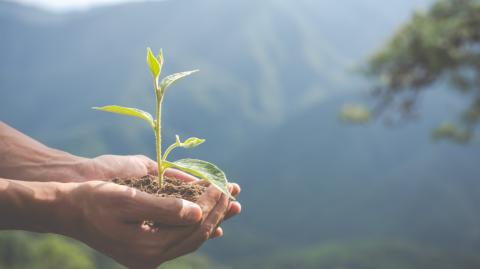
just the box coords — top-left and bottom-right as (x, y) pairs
(12, 0), (156, 11)
(12, 0), (432, 13)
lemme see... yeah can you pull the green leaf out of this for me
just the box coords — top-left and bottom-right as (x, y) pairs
(156, 48), (164, 70)
(164, 159), (233, 199)
(162, 136), (205, 161)
(147, 47), (161, 82)
(92, 105), (155, 128)
(182, 137), (205, 148)
(160, 70), (199, 93)
(176, 135), (205, 148)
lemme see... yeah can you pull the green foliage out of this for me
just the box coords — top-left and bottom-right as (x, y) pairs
(0, 232), (226, 269)
(432, 121), (471, 143)
(339, 104), (370, 123)
(92, 105), (155, 128)
(31, 236), (94, 269)
(162, 135), (205, 161)
(147, 47), (161, 84)
(255, 241), (480, 269)
(0, 232), (95, 269)
(369, 0), (480, 89)
(176, 136), (205, 149)
(94, 49), (230, 194)
(159, 70), (199, 94)
(165, 159), (233, 199)
(367, 0), (480, 141)
(160, 254), (230, 269)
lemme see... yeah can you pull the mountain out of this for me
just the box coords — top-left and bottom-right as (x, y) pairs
(203, 89), (480, 266)
(4, 1), (480, 269)
(254, 240), (480, 269)
(0, 0), (430, 160)
(0, 231), (227, 269)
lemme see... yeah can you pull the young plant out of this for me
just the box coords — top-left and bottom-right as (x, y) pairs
(93, 48), (232, 199)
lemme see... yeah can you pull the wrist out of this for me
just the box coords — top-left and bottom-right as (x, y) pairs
(49, 181), (85, 237)
(40, 152), (93, 182)
(0, 179), (82, 235)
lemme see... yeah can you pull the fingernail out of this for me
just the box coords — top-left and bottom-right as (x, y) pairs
(234, 183), (241, 193)
(214, 227), (224, 239)
(233, 202), (242, 213)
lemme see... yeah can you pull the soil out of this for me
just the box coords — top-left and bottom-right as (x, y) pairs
(112, 174), (207, 202)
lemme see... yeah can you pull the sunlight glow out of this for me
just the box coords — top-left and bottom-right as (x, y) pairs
(12, 0), (159, 11)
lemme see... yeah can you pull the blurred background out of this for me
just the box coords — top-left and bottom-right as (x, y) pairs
(1, 0), (480, 268)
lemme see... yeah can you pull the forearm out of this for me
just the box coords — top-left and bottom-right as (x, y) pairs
(0, 177), (79, 235)
(0, 122), (91, 182)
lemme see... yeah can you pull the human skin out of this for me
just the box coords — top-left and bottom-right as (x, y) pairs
(0, 122), (241, 268)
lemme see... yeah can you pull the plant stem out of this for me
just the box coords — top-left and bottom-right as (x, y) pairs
(162, 143), (177, 161)
(155, 87), (164, 187)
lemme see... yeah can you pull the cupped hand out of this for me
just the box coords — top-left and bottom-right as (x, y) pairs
(62, 180), (234, 269)
(89, 154), (242, 232)
(87, 154), (242, 240)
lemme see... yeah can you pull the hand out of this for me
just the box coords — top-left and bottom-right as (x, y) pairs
(63, 180), (233, 269)
(87, 154), (197, 180)
(85, 154), (156, 179)
(89, 154), (242, 237)
(0, 122), (242, 267)
(0, 122), (178, 182)
(0, 174), (240, 269)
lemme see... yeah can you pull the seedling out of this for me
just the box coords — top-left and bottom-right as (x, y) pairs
(93, 48), (232, 198)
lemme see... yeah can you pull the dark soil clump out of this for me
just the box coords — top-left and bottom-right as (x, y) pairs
(112, 174), (207, 202)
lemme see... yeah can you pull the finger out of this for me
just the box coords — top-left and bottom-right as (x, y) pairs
(187, 193), (229, 246)
(196, 185), (223, 220)
(138, 155), (158, 176)
(122, 190), (202, 225)
(210, 227), (223, 239)
(229, 183), (241, 197)
(162, 193), (229, 260)
(199, 193), (229, 238)
(163, 168), (199, 183)
(94, 155), (151, 179)
(224, 201), (241, 220)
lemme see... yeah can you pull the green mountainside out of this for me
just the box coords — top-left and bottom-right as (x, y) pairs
(0, 231), (226, 269)
(205, 90), (480, 267)
(254, 240), (480, 269)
